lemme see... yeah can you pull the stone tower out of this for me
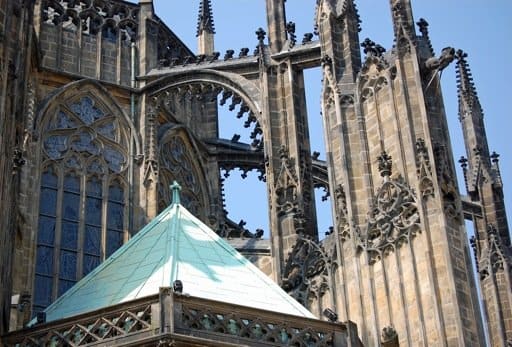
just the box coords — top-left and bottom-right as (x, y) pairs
(314, 0), (487, 344)
(0, 0), (510, 346)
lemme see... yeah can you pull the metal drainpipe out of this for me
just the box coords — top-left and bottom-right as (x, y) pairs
(128, 41), (137, 236)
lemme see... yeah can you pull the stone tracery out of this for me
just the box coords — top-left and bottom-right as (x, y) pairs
(356, 153), (421, 263)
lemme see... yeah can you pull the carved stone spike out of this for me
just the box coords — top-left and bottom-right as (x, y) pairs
(381, 326), (399, 346)
(377, 151), (392, 177)
(255, 27), (266, 45)
(361, 38), (385, 58)
(416, 138), (434, 199)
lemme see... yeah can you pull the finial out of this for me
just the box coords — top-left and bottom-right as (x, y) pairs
(196, 0), (215, 37)
(377, 151), (392, 178)
(256, 28), (266, 46)
(455, 49), (483, 116)
(170, 181), (182, 205)
(361, 38), (386, 58)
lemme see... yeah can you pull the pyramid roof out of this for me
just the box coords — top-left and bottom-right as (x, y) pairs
(41, 182), (314, 323)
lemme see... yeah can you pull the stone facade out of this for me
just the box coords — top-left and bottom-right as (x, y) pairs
(0, 0), (510, 346)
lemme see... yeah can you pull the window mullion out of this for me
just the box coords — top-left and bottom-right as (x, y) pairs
(76, 171), (86, 280)
(52, 166), (64, 302)
(101, 175), (108, 262)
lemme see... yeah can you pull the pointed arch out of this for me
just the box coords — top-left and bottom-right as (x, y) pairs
(157, 124), (211, 220)
(145, 69), (262, 125)
(34, 79), (141, 157)
(32, 80), (137, 315)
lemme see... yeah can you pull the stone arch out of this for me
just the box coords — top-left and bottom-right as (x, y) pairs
(145, 69), (262, 125)
(34, 79), (141, 157)
(157, 125), (211, 219)
(30, 79), (140, 313)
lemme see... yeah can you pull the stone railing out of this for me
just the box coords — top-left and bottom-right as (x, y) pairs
(2, 295), (159, 346)
(170, 290), (361, 347)
(3, 288), (361, 346)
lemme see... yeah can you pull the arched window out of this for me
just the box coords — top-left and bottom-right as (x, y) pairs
(33, 95), (129, 315)
(158, 135), (205, 217)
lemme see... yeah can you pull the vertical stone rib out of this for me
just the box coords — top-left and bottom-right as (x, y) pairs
(265, 0), (286, 53)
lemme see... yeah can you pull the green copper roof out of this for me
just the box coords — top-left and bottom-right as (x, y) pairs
(40, 182), (314, 323)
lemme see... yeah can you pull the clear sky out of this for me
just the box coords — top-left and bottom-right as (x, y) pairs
(146, 1), (512, 238)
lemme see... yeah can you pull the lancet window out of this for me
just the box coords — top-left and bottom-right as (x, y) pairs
(33, 95), (129, 314)
(158, 136), (205, 218)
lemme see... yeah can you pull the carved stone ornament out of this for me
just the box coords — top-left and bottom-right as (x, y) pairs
(434, 146), (461, 222)
(334, 184), (350, 242)
(321, 54), (340, 109)
(281, 235), (331, 305)
(391, 1), (415, 55)
(42, 0), (139, 41)
(358, 175), (420, 264)
(416, 138), (434, 199)
(274, 146), (299, 216)
(359, 39), (389, 91)
(23, 82), (36, 147)
(157, 338), (176, 347)
(478, 224), (512, 280)
(143, 104), (159, 186)
(381, 326), (399, 346)
(424, 47), (455, 73)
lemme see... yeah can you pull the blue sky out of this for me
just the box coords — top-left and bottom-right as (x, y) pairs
(148, 1), (512, 238)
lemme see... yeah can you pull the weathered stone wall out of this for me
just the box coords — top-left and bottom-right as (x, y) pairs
(0, 0), (34, 335)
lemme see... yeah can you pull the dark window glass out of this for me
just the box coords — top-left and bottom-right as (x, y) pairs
(40, 188), (58, 216)
(63, 191), (80, 220)
(84, 225), (101, 255)
(85, 197), (102, 225)
(61, 221), (78, 250)
(35, 96), (129, 314)
(107, 202), (124, 230)
(87, 178), (102, 197)
(59, 250), (77, 281)
(33, 275), (53, 307)
(41, 170), (58, 187)
(58, 279), (76, 297)
(37, 216), (55, 245)
(102, 26), (117, 43)
(35, 246), (54, 275)
(83, 255), (100, 277)
(106, 230), (123, 258)
(109, 184), (124, 202)
(63, 175), (80, 193)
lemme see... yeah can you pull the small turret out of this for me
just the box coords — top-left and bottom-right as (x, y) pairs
(389, 0), (416, 50)
(196, 0), (215, 55)
(265, 0), (286, 54)
(455, 49), (490, 190)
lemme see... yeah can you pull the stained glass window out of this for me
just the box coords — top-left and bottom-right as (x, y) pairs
(158, 136), (204, 216)
(34, 95), (129, 315)
(106, 182), (124, 257)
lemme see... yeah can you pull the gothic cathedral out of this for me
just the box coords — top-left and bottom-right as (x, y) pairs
(0, 0), (510, 346)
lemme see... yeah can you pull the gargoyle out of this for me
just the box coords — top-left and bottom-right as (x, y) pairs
(425, 47), (455, 72)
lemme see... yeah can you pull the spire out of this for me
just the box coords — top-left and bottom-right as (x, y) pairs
(456, 50), (483, 120)
(316, 0), (362, 83)
(389, 0), (416, 47)
(455, 49), (490, 174)
(196, 0), (215, 36)
(196, 0), (215, 55)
